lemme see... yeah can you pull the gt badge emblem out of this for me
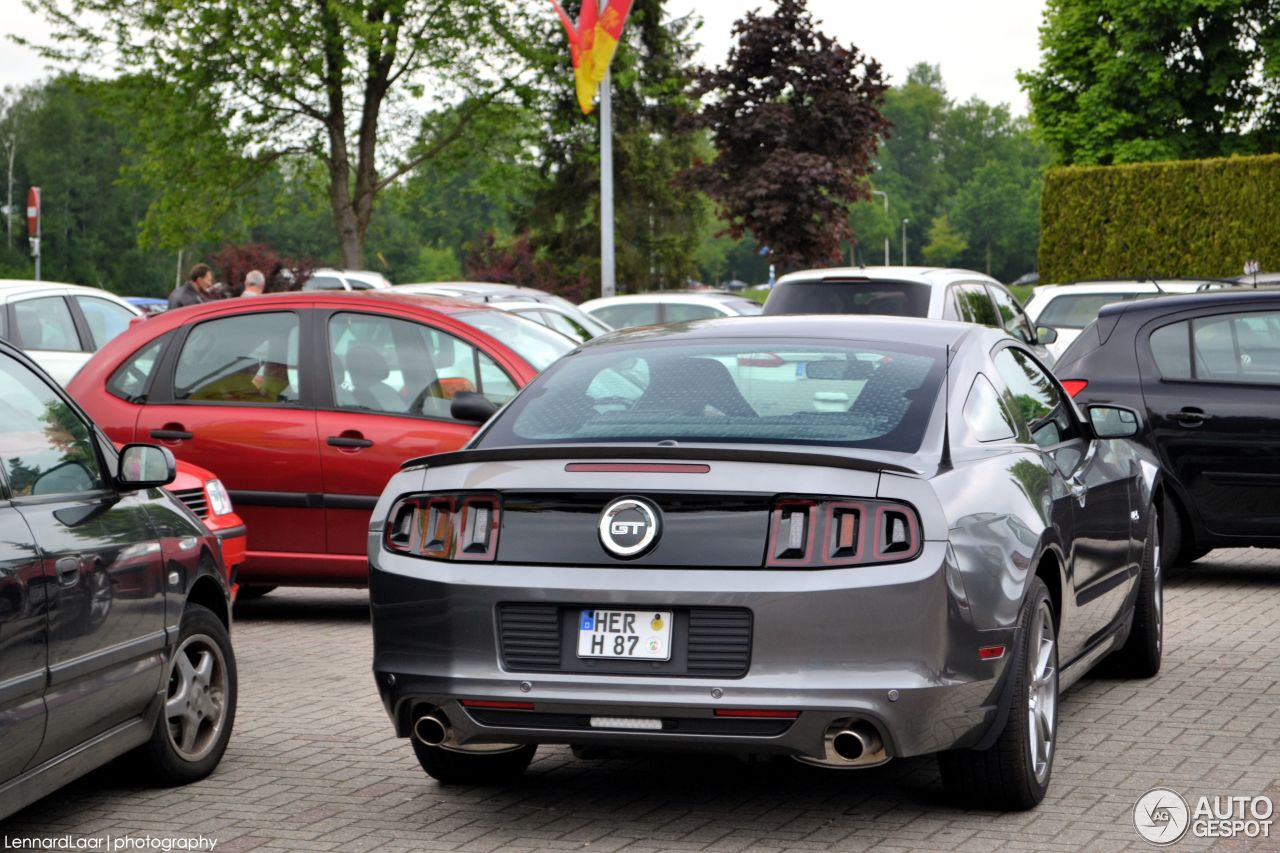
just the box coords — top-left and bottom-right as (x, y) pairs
(599, 498), (661, 558)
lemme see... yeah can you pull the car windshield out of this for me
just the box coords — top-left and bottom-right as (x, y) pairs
(764, 281), (931, 317)
(476, 338), (945, 452)
(454, 310), (575, 371)
(1036, 292), (1152, 328)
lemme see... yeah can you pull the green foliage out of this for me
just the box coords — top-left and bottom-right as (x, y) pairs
(849, 64), (1048, 281)
(922, 215), (968, 266)
(1022, 0), (1280, 165)
(1039, 154), (1280, 281)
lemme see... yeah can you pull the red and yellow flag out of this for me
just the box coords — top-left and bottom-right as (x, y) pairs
(549, 0), (635, 114)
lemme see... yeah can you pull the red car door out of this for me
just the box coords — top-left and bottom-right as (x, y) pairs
(134, 310), (324, 569)
(315, 309), (525, 556)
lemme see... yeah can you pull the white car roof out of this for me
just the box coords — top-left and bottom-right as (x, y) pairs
(580, 291), (754, 310)
(775, 266), (1001, 289)
(0, 279), (142, 309)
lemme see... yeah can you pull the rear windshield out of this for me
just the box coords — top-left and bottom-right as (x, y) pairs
(454, 310), (575, 371)
(476, 339), (944, 453)
(1036, 292), (1152, 329)
(763, 281), (931, 317)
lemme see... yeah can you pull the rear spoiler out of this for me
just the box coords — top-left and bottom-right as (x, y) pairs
(400, 444), (925, 477)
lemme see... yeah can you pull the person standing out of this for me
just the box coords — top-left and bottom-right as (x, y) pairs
(242, 269), (266, 297)
(168, 263), (217, 309)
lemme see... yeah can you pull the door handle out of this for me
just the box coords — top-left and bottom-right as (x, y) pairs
(327, 435), (373, 449)
(150, 428), (194, 440)
(56, 556), (81, 587)
(1168, 409), (1210, 427)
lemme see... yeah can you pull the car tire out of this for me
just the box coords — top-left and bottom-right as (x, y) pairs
(1101, 511), (1163, 678)
(1162, 493), (1196, 567)
(135, 603), (237, 785)
(236, 585), (276, 601)
(939, 576), (1057, 811)
(411, 740), (536, 785)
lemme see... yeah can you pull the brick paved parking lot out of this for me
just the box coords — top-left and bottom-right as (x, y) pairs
(4, 549), (1279, 852)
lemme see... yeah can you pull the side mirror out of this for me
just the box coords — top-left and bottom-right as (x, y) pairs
(1036, 326), (1059, 344)
(1088, 405), (1140, 439)
(117, 443), (176, 488)
(450, 391), (499, 424)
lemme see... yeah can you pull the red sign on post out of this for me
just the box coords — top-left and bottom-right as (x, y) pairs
(26, 186), (40, 238)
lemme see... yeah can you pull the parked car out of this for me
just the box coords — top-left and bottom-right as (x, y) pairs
(395, 282), (609, 339)
(0, 280), (143, 384)
(0, 340), (235, 820)
(580, 291), (763, 329)
(167, 459), (247, 601)
(67, 291), (574, 593)
(1054, 288), (1280, 566)
(1024, 280), (1206, 359)
(762, 267), (1057, 365)
(303, 268), (393, 291)
(369, 314), (1160, 810)
(124, 296), (169, 316)
(488, 300), (611, 342)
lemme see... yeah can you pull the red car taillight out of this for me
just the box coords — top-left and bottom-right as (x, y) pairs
(385, 494), (501, 562)
(1060, 379), (1088, 398)
(766, 497), (921, 568)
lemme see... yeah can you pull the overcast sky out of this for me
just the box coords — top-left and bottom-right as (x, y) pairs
(2, 1), (1047, 112)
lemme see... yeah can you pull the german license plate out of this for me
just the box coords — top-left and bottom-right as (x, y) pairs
(577, 609), (672, 660)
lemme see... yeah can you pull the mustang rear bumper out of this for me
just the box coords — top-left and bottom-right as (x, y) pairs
(370, 541), (1017, 761)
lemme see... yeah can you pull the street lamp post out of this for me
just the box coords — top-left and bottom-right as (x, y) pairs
(871, 190), (889, 265)
(901, 218), (909, 266)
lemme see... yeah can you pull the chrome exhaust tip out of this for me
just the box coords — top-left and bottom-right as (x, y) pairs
(412, 712), (449, 746)
(794, 719), (890, 769)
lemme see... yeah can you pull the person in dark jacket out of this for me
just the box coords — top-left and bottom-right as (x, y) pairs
(168, 263), (217, 309)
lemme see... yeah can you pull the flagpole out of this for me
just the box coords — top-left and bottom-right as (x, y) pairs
(598, 5), (616, 298)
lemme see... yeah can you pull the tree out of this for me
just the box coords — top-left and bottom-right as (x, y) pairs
(682, 0), (889, 269)
(922, 215), (968, 267)
(25, 0), (538, 266)
(1022, 0), (1280, 165)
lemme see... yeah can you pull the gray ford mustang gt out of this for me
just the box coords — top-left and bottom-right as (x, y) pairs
(368, 315), (1163, 810)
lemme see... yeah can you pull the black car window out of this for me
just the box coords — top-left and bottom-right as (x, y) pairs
(107, 337), (167, 402)
(478, 340), (945, 453)
(174, 312), (300, 403)
(13, 297), (81, 352)
(303, 275), (346, 291)
(1152, 311), (1280, 384)
(764, 281), (931, 317)
(955, 285), (999, 327)
(993, 348), (1074, 448)
(963, 373), (1017, 442)
(1037, 293), (1150, 329)
(74, 296), (136, 349)
(0, 352), (105, 497)
(591, 303), (661, 329)
(988, 285), (1036, 343)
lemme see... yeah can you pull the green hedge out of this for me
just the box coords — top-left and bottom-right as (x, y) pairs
(1039, 154), (1280, 283)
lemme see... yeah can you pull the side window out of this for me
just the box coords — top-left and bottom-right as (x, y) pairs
(963, 374), (1017, 442)
(663, 303), (723, 323)
(942, 288), (963, 322)
(1149, 321), (1191, 379)
(0, 354), (105, 496)
(107, 337), (167, 402)
(993, 348), (1074, 448)
(13, 297), (82, 352)
(590, 303), (660, 329)
(543, 310), (591, 342)
(954, 285), (999, 327)
(988, 285), (1036, 342)
(303, 276), (346, 291)
(174, 312), (300, 403)
(74, 296), (137, 349)
(478, 352), (518, 405)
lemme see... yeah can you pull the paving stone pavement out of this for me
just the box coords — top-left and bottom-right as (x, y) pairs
(3, 549), (1279, 852)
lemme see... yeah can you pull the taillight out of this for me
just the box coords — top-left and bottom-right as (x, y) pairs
(1060, 379), (1088, 398)
(766, 497), (921, 567)
(385, 493), (501, 561)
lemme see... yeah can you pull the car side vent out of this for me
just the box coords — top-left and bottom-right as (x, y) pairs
(686, 609), (752, 677)
(498, 605), (561, 670)
(171, 487), (209, 520)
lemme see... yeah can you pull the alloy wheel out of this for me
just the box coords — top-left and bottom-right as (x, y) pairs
(164, 633), (230, 762)
(1027, 599), (1058, 785)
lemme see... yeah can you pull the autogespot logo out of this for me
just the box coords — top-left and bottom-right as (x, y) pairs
(1134, 788), (1191, 845)
(598, 498), (660, 558)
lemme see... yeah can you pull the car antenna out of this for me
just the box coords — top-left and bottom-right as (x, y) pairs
(939, 343), (953, 471)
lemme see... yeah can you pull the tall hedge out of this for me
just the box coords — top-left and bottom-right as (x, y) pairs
(1039, 154), (1280, 283)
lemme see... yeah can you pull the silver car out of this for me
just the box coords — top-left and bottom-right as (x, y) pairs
(368, 315), (1162, 810)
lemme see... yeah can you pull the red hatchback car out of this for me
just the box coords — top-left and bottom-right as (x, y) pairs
(68, 291), (572, 590)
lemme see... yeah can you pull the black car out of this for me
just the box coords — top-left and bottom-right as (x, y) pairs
(1054, 289), (1280, 564)
(0, 342), (236, 820)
